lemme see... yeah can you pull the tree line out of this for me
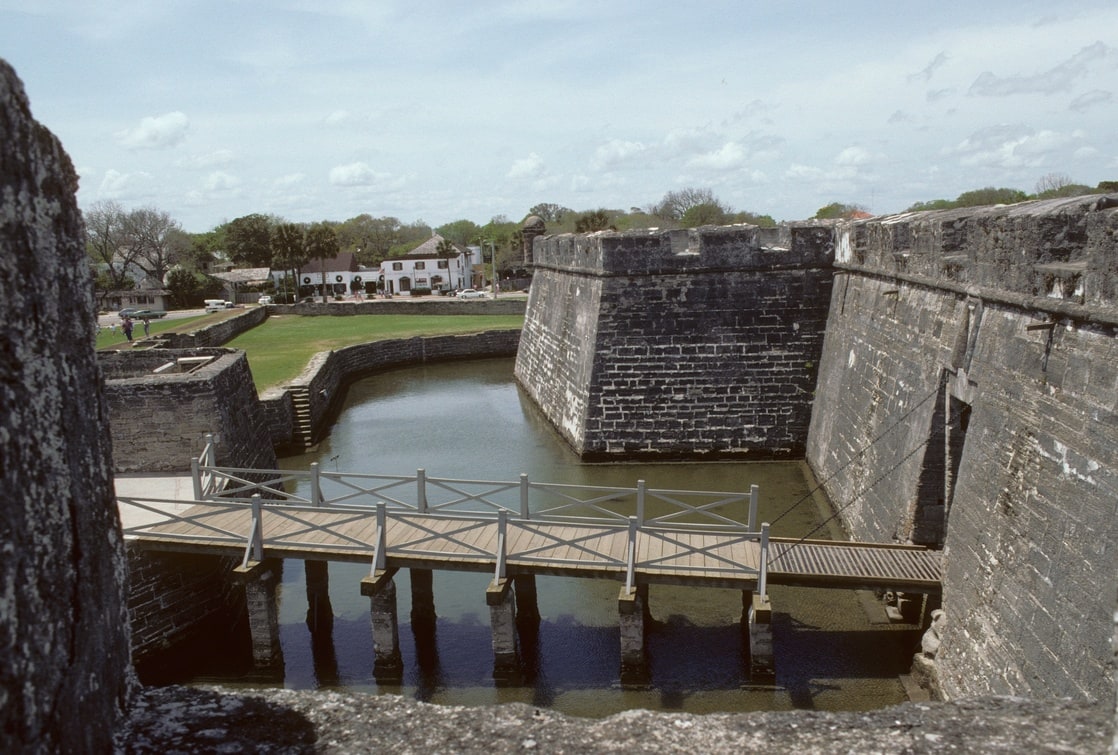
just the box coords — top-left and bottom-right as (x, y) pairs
(87, 176), (1115, 307)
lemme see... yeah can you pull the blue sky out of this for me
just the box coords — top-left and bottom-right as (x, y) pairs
(2, 1), (1116, 232)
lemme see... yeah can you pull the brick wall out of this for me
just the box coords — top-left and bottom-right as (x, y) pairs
(514, 225), (834, 459)
(127, 547), (243, 664)
(806, 195), (1118, 701)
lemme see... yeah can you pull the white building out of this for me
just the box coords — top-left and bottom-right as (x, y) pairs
(379, 234), (474, 295)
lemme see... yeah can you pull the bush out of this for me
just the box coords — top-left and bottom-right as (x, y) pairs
(411, 287), (432, 297)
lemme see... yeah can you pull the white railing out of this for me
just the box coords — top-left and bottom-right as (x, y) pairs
(191, 463), (762, 531)
(128, 470), (772, 598)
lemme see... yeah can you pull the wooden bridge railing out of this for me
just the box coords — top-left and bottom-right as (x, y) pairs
(127, 468), (772, 598)
(189, 459), (762, 531)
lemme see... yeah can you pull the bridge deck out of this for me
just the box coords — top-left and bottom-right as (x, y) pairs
(123, 500), (941, 592)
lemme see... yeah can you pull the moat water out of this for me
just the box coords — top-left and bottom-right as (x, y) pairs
(147, 357), (922, 717)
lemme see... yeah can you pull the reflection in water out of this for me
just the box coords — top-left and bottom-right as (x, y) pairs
(166, 358), (921, 717)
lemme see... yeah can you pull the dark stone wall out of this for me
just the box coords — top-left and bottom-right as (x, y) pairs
(161, 306), (267, 348)
(0, 59), (133, 752)
(127, 549), (242, 665)
(101, 349), (277, 472)
(807, 196), (1118, 701)
(515, 225), (834, 459)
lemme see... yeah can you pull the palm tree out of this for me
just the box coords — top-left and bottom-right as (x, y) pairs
(305, 222), (339, 302)
(436, 237), (458, 292)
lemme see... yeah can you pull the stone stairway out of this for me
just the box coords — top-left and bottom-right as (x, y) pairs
(291, 388), (314, 450)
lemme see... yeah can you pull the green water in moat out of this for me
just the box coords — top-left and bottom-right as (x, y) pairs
(149, 358), (921, 717)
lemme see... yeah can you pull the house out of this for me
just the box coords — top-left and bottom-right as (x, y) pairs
(212, 267), (272, 304)
(379, 235), (473, 295)
(98, 276), (171, 313)
(271, 251), (375, 299)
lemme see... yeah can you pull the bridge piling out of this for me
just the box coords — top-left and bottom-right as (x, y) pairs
(618, 584), (650, 687)
(410, 568), (436, 625)
(361, 568), (404, 684)
(304, 560), (332, 634)
(487, 577), (520, 684)
(233, 558), (283, 668)
(513, 574), (540, 626)
(748, 593), (775, 683)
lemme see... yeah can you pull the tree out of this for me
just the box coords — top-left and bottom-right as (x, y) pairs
(954, 187), (1028, 207)
(680, 200), (731, 228)
(1034, 173), (1092, 199)
(165, 268), (224, 308)
(528, 203), (573, 223)
(436, 219), (482, 247)
(272, 223), (306, 302)
(223, 214), (275, 267)
(1097, 180), (1118, 193)
(304, 222), (339, 302)
(650, 187), (719, 221)
(575, 209), (615, 233)
(435, 238), (459, 291)
(123, 207), (189, 283)
(814, 202), (868, 220)
(84, 200), (137, 300)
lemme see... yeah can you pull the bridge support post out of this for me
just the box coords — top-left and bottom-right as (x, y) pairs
(305, 560), (333, 634)
(748, 592), (775, 683)
(618, 583), (650, 687)
(410, 568), (436, 626)
(486, 577), (520, 685)
(361, 568), (403, 684)
(513, 574), (540, 626)
(233, 558), (284, 668)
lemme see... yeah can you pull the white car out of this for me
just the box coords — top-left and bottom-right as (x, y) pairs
(455, 288), (488, 299)
(258, 295), (273, 305)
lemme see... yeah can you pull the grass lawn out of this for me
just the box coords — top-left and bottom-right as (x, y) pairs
(226, 313), (524, 390)
(96, 315), (206, 351)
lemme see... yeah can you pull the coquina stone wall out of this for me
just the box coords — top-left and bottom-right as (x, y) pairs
(260, 330), (521, 451)
(515, 225), (834, 459)
(805, 195), (1118, 701)
(102, 348), (276, 472)
(0, 59), (132, 753)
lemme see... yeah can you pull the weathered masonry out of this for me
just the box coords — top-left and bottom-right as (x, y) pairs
(806, 196), (1118, 702)
(516, 195), (1118, 704)
(514, 225), (835, 460)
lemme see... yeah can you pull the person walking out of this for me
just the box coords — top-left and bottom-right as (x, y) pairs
(141, 317), (150, 338)
(121, 316), (133, 342)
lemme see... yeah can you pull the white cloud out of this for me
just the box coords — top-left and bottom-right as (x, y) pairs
(274, 173), (306, 187)
(203, 171), (240, 192)
(1069, 89), (1113, 112)
(968, 41), (1112, 97)
(325, 110), (350, 125)
(945, 125), (1081, 169)
(835, 147), (871, 167)
(115, 111), (189, 149)
(687, 142), (746, 171)
(97, 169), (152, 198)
(590, 140), (648, 170)
(507, 153), (546, 180)
(328, 162), (386, 186)
(177, 149), (235, 168)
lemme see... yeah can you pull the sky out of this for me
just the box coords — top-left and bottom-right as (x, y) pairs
(2, 1), (1116, 233)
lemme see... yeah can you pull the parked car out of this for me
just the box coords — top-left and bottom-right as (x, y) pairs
(455, 288), (488, 299)
(118, 308), (166, 319)
(258, 295), (273, 305)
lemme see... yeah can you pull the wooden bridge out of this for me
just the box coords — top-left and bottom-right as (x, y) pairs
(118, 445), (942, 684)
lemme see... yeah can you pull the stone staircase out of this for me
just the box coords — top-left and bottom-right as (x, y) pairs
(290, 388), (315, 450)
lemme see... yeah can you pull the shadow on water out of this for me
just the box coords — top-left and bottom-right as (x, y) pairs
(147, 358), (922, 717)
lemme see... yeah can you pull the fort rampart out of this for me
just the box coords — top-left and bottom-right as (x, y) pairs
(805, 196), (1118, 701)
(515, 225), (834, 459)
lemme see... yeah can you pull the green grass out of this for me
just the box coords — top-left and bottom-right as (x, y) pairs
(96, 315), (206, 350)
(226, 314), (524, 390)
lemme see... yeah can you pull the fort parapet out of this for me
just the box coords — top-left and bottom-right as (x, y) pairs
(515, 224), (835, 460)
(811, 196), (1118, 701)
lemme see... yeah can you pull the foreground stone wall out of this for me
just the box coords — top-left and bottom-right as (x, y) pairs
(515, 225), (834, 459)
(807, 195), (1118, 701)
(102, 348), (276, 472)
(0, 59), (132, 753)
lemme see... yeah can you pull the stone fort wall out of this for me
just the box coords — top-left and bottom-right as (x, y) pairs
(805, 195), (1118, 701)
(515, 225), (835, 459)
